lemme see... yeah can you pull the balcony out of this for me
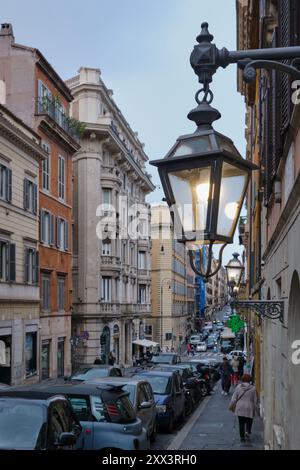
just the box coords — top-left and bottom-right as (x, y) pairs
(138, 268), (151, 279)
(35, 97), (81, 143)
(99, 302), (120, 315)
(101, 255), (121, 270)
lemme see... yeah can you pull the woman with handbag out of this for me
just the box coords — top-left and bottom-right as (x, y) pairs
(229, 374), (258, 443)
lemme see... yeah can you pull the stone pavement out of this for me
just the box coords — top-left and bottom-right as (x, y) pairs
(175, 382), (264, 450)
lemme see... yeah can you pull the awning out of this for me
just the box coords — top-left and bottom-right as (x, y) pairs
(132, 339), (159, 348)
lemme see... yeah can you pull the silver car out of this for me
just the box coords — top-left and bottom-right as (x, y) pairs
(89, 377), (157, 442)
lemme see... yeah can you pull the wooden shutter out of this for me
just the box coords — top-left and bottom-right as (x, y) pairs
(33, 250), (39, 285)
(24, 247), (29, 283)
(50, 214), (55, 246)
(57, 217), (61, 248)
(33, 183), (38, 215)
(279, 0), (292, 135)
(40, 210), (45, 242)
(24, 179), (29, 210)
(9, 243), (16, 282)
(65, 220), (69, 251)
(6, 168), (12, 202)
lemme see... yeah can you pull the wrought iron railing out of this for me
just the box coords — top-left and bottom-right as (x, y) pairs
(36, 97), (80, 142)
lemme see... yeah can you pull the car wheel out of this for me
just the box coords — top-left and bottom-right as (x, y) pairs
(166, 414), (174, 433)
(200, 383), (208, 397)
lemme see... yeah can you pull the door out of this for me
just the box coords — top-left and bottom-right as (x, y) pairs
(173, 374), (184, 420)
(136, 383), (151, 435)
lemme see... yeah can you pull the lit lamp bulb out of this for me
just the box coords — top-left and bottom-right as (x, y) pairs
(196, 182), (209, 203)
(225, 201), (238, 220)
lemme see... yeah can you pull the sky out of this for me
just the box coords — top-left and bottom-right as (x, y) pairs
(1, 0), (246, 264)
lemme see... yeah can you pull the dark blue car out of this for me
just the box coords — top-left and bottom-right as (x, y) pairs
(132, 370), (185, 433)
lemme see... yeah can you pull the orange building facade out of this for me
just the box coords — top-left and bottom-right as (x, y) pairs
(0, 23), (80, 379)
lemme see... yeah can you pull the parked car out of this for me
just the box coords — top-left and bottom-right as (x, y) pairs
(150, 353), (180, 365)
(206, 337), (217, 349)
(0, 393), (82, 450)
(153, 364), (206, 414)
(227, 350), (247, 360)
(216, 322), (224, 331)
(68, 365), (123, 382)
(196, 342), (207, 352)
(4, 382), (149, 450)
(221, 340), (235, 354)
(132, 370), (185, 433)
(89, 377), (157, 442)
(190, 335), (202, 345)
(0, 382), (10, 390)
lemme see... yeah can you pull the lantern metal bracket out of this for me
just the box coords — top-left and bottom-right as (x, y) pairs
(190, 22), (300, 88)
(230, 299), (284, 323)
(188, 242), (227, 282)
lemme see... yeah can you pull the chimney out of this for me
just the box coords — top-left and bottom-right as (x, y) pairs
(0, 23), (15, 41)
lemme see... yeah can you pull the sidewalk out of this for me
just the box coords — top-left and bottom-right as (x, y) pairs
(170, 382), (264, 451)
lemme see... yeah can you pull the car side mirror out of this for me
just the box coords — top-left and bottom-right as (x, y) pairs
(56, 432), (77, 447)
(138, 401), (152, 410)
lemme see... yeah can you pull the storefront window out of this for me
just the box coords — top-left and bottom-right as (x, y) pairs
(41, 340), (50, 380)
(25, 332), (37, 377)
(57, 339), (65, 377)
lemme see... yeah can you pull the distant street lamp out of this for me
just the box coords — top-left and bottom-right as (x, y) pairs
(225, 252), (244, 296)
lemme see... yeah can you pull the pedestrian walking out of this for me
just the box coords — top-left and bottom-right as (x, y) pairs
(238, 355), (245, 379)
(229, 374), (258, 444)
(231, 355), (239, 386)
(187, 343), (191, 356)
(219, 356), (233, 395)
(190, 344), (195, 356)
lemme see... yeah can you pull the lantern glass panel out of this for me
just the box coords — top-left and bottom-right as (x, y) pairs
(169, 166), (211, 234)
(227, 263), (242, 285)
(172, 136), (212, 158)
(217, 162), (247, 237)
(215, 133), (241, 158)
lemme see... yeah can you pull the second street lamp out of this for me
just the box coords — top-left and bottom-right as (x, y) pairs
(225, 252), (244, 295)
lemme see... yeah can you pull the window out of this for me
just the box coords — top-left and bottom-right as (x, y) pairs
(0, 240), (15, 282)
(0, 163), (12, 202)
(131, 182), (134, 197)
(40, 210), (55, 245)
(123, 173), (127, 190)
(24, 248), (39, 285)
(41, 340), (50, 380)
(23, 178), (37, 214)
(122, 242), (126, 263)
(57, 276), (65, 311)
(102, 240), (111, 255)
(138, 285), (146, 304)
(57, 218), (69, 251)
(68, 396), (92, 422)
(58, 156), (65, 200)
(102, 188), (111, 211)
(144, 325), (152, 336)
(138, 251), (146, 269)
(57, 339), (65, 377)
(42, 143), (50, 192)
(101, 277), (111, 302)
(41, 274), (51, 311)
(25, 331), (37, 376)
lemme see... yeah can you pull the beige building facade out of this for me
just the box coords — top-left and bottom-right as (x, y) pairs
(150, 204), (195, 351)
(66, 68), (154, 367)
(0, 104), (46, 385)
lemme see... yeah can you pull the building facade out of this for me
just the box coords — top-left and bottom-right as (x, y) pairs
(237, 0), (300, 450)
(0, 104), (46, 385)
(66, 67), (154, 367)
(0, 23), (80, 378)
(150, 204), (195, 351)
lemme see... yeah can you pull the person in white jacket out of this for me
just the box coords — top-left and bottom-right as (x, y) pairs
(229, 374), (258, 443)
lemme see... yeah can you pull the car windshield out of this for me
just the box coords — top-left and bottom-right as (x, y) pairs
(151, 355), (174, 364)
(0, 400), (45, 450)
(71, 368), (110, 380)
(135, 375), (171, 394)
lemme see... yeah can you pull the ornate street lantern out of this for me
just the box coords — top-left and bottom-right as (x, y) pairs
(225, 252), (244, 290)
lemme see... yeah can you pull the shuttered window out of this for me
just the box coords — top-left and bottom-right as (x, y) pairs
(58, 155), (65, 200)
(41, 273), (51, 311)
(23, 178), (37, 214)
(42, 142), (50, 192)
(0, 241), (15, 282)
(0, 164), (12, 202)
(24, 247), (39, 285)
(57, 218), (69, 251)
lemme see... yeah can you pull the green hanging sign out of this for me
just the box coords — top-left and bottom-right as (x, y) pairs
(227, 314), (245, 334)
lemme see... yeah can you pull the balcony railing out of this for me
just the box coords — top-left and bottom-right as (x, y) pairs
(101, 255), (121, 267)
(36, 97), (80, 142)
